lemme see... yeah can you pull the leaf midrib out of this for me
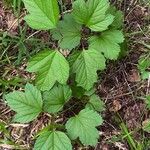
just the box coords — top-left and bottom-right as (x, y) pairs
(40, 51), (57, 85)
(33, 0), (54, 24)
(9, 94), (41, 111)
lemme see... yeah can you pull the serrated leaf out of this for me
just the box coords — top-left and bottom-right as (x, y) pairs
(52, 14), (82, 50)
(5, 83), (43, 123)
(66, 109), (103, 146)
(34, 130), (72, 150)
(87, 14), (114, 32)
(22, 0), (59, 30)
(27, 50), (69, 91)
(69, 49), (106, 90)
(72, 0), (88, 24)
(86, 95), (105, 112)
(73, 0), (114, 31)
(89, 30), (124, 60)
(107, 6), (124, 29)
(43, 84), (72, 113)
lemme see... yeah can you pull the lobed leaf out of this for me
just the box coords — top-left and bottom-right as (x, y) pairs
(107, 6), (124, 29)
(66, 109), (103, 146)
(52, 14), (82, 50)
(69, 49), (106, 90)
(89, 30), (124, 60)
(5, 83), (43, 123)
(43, 84), (72, 113)
(73, 0), (114, 31)
(86, 94), (105, 112)
(23, 0), (59, 30)
(72, 0), (88, 25)
(34, 130), (72, 150)
(27, 50), (69, 91)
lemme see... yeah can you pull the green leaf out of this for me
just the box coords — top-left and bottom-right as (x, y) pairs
(138, 54), (150, 80)
(0, 122), (8, 134)
(118, 39), (128, 59)
(89, 30), (124, 60)
(70, 76), (96, 99)
(34, 130), (72, 150)
(107, 6), (124, 29)
(86, 95), (105, 112)
(88, 14), (114, 32)
(72, 0), (88, 25)
(71, 84), (86, 99)
(141, 72), (150, 80)
(5, 83), (43, 123)
(27, 50), (69, 91)
(22, 0), (59, 30)
(52, 14), (82, 50)
(73, 0), (114, 31)
(84, 88), (96, 96)
(43, 84), (72, 113)
(71, 82), (96, 99)
(146, 95), (150, 109)
(69, 49), (106, 90)
(66, 108), (103, 146)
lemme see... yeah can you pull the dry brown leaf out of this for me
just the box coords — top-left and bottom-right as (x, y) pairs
(128, 69), (141, 82)
(109, 100), (122, 112)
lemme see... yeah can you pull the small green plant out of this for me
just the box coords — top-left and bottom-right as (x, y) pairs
(5, 0), (124, 149)
(138, 53), (150, 80)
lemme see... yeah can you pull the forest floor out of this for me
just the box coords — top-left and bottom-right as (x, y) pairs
(0, 0), (150, 150)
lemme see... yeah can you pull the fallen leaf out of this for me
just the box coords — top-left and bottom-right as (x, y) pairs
(128, 69), (141, 82)
(109, 100), (122, 112)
